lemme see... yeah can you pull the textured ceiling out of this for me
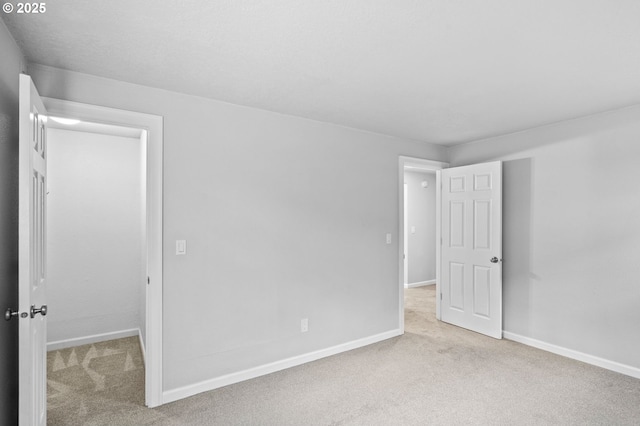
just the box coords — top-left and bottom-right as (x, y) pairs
(3, 0), (640, 145)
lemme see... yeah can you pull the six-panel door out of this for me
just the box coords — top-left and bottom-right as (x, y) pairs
(441, 161), (502, 339)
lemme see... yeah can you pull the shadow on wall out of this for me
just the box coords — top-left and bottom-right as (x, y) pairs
(0, 112), (19, 424)
(502, 158), (534, 336)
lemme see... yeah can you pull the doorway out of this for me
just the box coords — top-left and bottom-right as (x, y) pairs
(403, 170), (437, 288)
(46, 121), (146, 350)
(398, 157), (448, 332)
(42, 98), (164, 407)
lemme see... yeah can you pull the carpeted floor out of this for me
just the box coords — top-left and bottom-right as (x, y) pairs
(48, 286), (640, 425)
(47, 336), (145, 425)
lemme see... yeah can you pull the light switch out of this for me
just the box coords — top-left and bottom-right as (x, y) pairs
(411, 226), (416, 234)
(386, 233), (392, 244)
(176, 240), (187, 255)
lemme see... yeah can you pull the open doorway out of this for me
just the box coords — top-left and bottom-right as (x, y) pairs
(45, 119), (148, 418)
(398, 157), (448, 332)
(403, 168), (437, 333)
(41, 98), (164, 408)
(404, 169), (437, 288)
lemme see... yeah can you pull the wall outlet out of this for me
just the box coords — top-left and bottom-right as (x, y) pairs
(386, 233), (392, 244)
(300, 318), (309, 333)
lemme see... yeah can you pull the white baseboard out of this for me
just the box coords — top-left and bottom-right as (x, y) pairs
(163, 329), (403, 404)
(503, 331), (640, 380)
(47, 328), (139, 351)
(405, 279), (436, 288)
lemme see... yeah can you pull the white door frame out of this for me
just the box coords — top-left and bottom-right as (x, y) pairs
(403, 183), (408, 286)
(398, 156), (448, 332)
(42, 98), (164, 407)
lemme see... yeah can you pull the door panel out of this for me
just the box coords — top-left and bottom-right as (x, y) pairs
(449, 262), (465, 310)
(449, 201), (465, 247)
(19, 74), (48, 426)
(473, 200), (491, 249)
(473, 265), (491, 317)
(441, 161), (502, 339)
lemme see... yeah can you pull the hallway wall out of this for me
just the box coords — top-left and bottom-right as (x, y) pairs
(404, 171), (436, 284)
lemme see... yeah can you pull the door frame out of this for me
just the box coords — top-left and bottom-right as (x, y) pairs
(42, 98), (164, 407)
(403, 183), (408, 286)
(398, 156), (448, 332)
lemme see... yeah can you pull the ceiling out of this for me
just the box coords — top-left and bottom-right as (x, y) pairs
(3, 0), (640, 146)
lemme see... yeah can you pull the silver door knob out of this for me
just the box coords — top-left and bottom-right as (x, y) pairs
(30, 304), (48, 318)
(490, 257), (501, 263)
(4, 309), (28, 320)
(4, 308), (18, 321)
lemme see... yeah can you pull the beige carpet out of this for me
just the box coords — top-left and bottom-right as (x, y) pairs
(48, 287), (640, 425)
(47, 336), (146, 425)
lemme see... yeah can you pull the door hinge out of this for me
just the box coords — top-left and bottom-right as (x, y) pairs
(440, 293), (443, 300)
(147, 276), (150, 285)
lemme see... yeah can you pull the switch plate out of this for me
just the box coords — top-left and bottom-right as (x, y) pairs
(386, 233), (392, 244)
(176, 240), (187, 255)
(411, 226), (416, 234)
(301, 318), (308, 333)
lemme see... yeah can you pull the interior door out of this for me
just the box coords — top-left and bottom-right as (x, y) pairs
(19, 74), (48, 426)
(440, 161), (502, 339)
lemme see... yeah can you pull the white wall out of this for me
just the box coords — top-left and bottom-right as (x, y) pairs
(46, 128), (144, 345)
(448, 105), (640, 370)
(404, 171), (436, 284)
(0, 19), (26, 426)
(29, 64), (449, 392)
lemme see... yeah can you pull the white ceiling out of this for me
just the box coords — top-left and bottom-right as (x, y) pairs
(4, 0), (640, 146)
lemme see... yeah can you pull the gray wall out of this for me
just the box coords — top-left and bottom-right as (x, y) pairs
(449, 105), (640, 369)
(0, 19), (25, 426)
(28, 63), (448, 391)
(404, 171), (436, 284)
(47, 129), (144, 345)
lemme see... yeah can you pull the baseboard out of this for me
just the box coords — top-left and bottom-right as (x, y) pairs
(47, 328), (139, 351)
(163, 329), (403, 404)
(503, 331), (640, 380)
(405, 279), (436, 288)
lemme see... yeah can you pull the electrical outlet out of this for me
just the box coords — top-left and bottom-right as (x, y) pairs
(301, 318), (309, 333)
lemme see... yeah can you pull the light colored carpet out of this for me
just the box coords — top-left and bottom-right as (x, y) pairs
(48, 286), (640, 425)
(47, 336), (145, 425)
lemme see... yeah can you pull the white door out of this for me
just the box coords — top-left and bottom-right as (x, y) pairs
(19, 74), (48, 426)
(440, 161), (502, 339)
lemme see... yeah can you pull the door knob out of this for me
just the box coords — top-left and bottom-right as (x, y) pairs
(4, 308), (18, 321)
(490, 257), (502, 264)
(30, 304), (48, 318)
(5, 309), (28, 320)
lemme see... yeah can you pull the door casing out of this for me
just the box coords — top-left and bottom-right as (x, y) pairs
(43, 97), (164, 407)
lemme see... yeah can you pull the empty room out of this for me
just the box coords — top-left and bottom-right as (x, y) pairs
(1, 1), (639, 425)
